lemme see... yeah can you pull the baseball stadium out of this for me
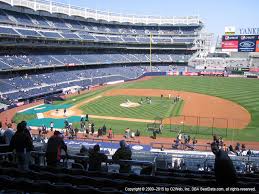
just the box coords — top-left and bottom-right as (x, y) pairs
(0, 0), (258, 193)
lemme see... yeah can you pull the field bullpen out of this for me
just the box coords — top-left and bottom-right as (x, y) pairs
(14, 76), (259, 142)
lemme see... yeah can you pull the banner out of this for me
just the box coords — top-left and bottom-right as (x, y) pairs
(183, 72), (198, 76)
(167, 71), (179, 76)
(222, 35), (239, 41)
(239, 35), (257, 40)
(221, 40), (238, 51)
(238, 39), (256, 52)
(249, 68), (259, 72)
(256, 40), (259, 52)
(199, 72), (224, 76)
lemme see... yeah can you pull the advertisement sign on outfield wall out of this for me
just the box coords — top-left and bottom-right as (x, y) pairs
(250, 68), (259, 72)
(221, 40), (238, 51)
(222, 35), (239, 41)
(238, 39), (256, 52)
(256, 40), (259, 52)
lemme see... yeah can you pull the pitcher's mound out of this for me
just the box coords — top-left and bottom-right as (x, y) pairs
(120, 100), (140, 108)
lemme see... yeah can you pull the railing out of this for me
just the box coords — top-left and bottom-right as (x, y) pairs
(151, 142), (212, 151)
(76, 136), (140, 145)
(0, 0), (201, 25)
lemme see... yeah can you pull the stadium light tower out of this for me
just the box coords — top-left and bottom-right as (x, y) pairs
(149, 32), (152, 72)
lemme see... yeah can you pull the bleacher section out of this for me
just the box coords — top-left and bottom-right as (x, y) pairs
(0, 54), (191, 70)
(0, 1), (203, 107)
(0, 5), (201, 47)
(1, 65), (194, 104)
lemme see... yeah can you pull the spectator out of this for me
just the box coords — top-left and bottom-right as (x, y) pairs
(191, 137), (198, 150)
(88, 122), (92, 134)
(135, 129), (140, 137)
(235, 143), (241, 155)
(88, 144), (107, 171)
(91, 123), (95, 135)
(211, 142), (237, 187)
(3, 123), (14, 144)
(45, 131), (67, 167)
(9, 122), (34, 170)
(172, 137), (180, 149)
(80, 117), (85, 131)
(152, 130), (157, 139)
(124, 128), (130, 139)
(64, 119), (69, 129)
(241, 144), (246, 152)
(219, 137), (224, 149)
(20, 121), (32, 139)
(108, 128), (113, 139)
(159, 123), (163, 134)
(50, 121), (54, 131)
(247, 149), (252, 157)
(97, 128), (103, 137)
(0, 121), (4, 136)
(42, 125), (47, 134)
(228, 145), (236, 155)
(102, 124), (106, 135)
(73, 145), (88, 170)
(160, 145), (164, 151)
(74, 128), (79, 138)
(0, 122), (5, 144)
(38, 126), (42, 135)
(213, 134), (219, 146)
(222, 144), (228, 152)
(112, 140), (132, 173)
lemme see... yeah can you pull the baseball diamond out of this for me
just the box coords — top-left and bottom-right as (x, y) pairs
(12, 76), (259, 143)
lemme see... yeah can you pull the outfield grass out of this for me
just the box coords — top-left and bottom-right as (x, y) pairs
(79, 95), (183, 120)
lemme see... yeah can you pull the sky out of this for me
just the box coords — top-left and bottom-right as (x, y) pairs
(57, 0), (258, 36)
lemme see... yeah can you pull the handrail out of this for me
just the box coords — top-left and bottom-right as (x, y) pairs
(79, 137), (140, 144)
(150, 142), (211, 151)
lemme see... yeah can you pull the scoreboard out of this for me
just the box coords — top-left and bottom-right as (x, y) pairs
(222, 35), (259, 52)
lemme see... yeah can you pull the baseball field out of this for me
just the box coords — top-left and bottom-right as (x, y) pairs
(13, 76), (259, 142)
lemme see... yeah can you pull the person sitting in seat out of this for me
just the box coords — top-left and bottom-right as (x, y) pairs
(172, 137), (180, 149)
(112, 140), (132, 173)
(74, 145), (89, 170)
(88, 144), (107, 171)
